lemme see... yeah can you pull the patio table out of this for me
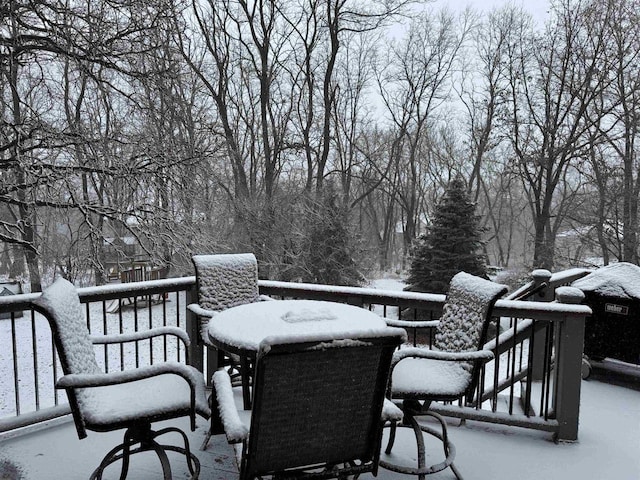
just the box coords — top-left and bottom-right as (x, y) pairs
(206, 299), (389, 408)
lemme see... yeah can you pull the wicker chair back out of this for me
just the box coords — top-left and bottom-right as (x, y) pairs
(434, 272), (508, 399)
(192, 253), (260, 312)
(241, 332), (404, 480)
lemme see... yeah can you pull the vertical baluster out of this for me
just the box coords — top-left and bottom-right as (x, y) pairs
(11, 313), (19, 415)
(508, 318), (518, 415)
(429, 310), (434, 349)
(477, 366), (486, 410)
(52, 338), (59, 406)
(148, 294), (153, 365)
(524, 323), (536, 417)
(544, 322), (556, 421)
(162, 293), (168, 362)
(133, 296), (139, 368)
(412, 308), (417, 346)
(102, 301), (108, 373)
(492, 328), (500, 413)
(540, 322), (553, 419)
(31, 310), (40, 411)
(176, 290), (182, 363)
(118, 299), (124, 371)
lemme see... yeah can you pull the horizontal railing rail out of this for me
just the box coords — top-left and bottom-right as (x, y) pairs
(1, 271), (591, 441)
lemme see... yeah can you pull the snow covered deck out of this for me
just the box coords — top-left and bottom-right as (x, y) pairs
(1, 378), (638, 479)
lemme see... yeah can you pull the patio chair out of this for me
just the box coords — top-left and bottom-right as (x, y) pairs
(381, 272), (507, 480)
(188, 253), (271, 446)
(213, 329), (406, 480)
(33, 278), (210, 480)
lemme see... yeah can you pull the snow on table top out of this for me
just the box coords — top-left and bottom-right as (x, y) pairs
(571, 262), (640, 300)
(206, 299), (388, 352)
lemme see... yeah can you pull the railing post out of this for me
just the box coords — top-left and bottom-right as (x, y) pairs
(553, 286), (587, 441)
(185, 285), (204, 373)
(530, 269), (553, 380)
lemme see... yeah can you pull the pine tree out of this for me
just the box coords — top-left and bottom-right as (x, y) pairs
(301, 187), (364, 287)
(405, 177), (487, 294)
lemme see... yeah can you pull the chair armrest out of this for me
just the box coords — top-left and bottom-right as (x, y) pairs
(56, 361), (203, 389)
(90, 326), (190, 348)
(391, 347), (494, 368)
(258, 295), (274, 302)
(385, 318), (440, 329)
(212, 369), (249, 444)
(187, 303), (217, 318)
(382, 398), (403, 423)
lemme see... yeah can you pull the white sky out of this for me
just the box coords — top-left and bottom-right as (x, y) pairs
(423, 0), (550, 25)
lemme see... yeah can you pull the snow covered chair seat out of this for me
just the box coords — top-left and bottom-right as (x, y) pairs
(33, 278), (210, 480)
(380, 272), (507, 480)
(213, 329), (405, 480)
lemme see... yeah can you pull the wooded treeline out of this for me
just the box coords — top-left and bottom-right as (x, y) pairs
(1, 0), (638, 291)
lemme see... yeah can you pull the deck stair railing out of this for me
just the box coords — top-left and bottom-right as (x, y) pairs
(479, 269), (592, 412)
(0, 269), (591, 441)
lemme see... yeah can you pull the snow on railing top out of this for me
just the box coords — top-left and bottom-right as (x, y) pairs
(0, 274), (592, 323)
(259, 279), (445, 303)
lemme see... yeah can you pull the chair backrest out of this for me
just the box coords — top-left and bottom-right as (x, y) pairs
(241, 330), (405, 480)
(34, 278), (100, 375)
(434, 272), (508, 353)
(433, 272), (507, 398)
(33, 277), (100, 438)
(192, 253), (260, 312)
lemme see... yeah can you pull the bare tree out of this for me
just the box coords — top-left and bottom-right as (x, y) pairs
(1, 0), (178, 289)
(598, 0), (640, 262)
(505, 0), (615, 269)
(376, 8), (474, 259)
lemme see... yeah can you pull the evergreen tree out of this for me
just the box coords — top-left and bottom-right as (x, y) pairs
(405, 177), (487, 294)
(301, 186), (365, 287)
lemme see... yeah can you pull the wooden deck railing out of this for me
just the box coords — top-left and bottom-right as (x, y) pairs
(0, 271), (591, 441)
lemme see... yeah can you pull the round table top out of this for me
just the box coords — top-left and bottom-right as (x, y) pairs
(206, 299), (388, 355)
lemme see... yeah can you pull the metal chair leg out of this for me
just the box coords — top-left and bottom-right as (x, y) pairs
(379, 410), (460, 479)
(384, 421), (398, 455)
(89, 424), (201, 480)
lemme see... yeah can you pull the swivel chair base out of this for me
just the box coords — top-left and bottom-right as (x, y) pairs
(90, 424), (200, 480)
(379, 410), (462, 480)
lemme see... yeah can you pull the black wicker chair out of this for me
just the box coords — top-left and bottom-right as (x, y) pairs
(33, 278), (210, 480)
(188, 253), (272, 447)
(380, 272), (507, 480)
(213, 329), (406, 480)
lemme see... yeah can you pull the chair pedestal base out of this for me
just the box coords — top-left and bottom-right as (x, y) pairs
(90, 424), (201, 480)
(379, 411), (462, 480)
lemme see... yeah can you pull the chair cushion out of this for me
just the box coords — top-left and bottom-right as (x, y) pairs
(391, 357), (472, 398)
(79, 367), (209, 428)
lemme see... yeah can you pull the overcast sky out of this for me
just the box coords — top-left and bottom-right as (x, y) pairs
(436, 0), (550, 24)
